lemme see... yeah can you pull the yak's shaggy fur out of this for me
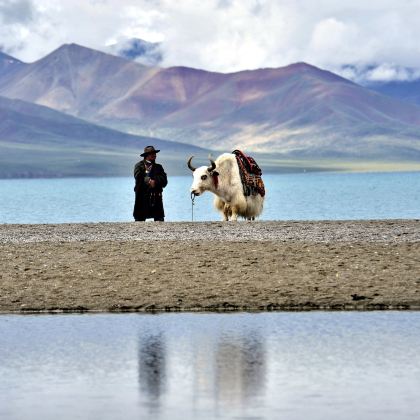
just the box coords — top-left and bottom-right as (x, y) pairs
(189, 153), (264, 221)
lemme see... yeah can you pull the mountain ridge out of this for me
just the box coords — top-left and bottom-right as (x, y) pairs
(1, 43), (420, 160)
(0, 94), (209, 178)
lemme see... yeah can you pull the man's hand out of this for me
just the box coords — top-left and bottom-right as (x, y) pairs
(148, 179), (156, 188)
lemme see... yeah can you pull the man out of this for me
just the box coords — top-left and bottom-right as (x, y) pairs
(133, 145), (168, 222)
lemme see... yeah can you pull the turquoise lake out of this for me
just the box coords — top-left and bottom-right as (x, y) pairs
(0, 171), (420, 223)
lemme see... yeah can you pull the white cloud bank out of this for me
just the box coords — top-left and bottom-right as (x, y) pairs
(2, 0), (420, 81)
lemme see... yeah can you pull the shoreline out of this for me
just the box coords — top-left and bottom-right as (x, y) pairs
(2, 160), (420, 180)
(1, 220), (419, 313)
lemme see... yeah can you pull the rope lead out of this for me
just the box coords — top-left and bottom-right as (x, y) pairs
(190, 192), (196, 221)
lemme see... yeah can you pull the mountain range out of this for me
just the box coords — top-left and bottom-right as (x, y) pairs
(1, 42), (420, 177)
(339, 63), (420, 107)
(0, 95), (208, 177)
(365, 80), (420, 108)
(0, 51), (24, 76)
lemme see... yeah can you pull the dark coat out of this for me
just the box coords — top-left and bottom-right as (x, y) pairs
(133, 160), (168, 221)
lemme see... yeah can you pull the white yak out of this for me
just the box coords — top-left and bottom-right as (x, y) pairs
(188, 153), (264, 221)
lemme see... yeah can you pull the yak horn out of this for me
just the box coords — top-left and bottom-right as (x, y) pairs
(187, 156), (196, 171)
(207, 157), (216, 172)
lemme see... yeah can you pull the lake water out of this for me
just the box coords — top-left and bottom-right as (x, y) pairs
(0, 171), (420, 223)
(1, 312), (419, 420)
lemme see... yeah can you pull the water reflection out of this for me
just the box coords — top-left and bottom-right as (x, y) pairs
(215, 332), (265, 406)
(1, 313), (420, 420)
(138, 332), (166, 405)
(137, 325), (266, 415)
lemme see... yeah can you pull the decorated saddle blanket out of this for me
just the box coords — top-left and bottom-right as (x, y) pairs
(232, 150), (265, 197)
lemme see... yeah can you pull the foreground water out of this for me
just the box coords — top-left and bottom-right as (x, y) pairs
(1, 172), (420, 223)
(1, 312), (419, 420)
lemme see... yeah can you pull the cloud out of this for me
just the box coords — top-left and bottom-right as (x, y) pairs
(339, 63), (420, 84)
(0, 0), (161, 60)
(367, 65), (420, 82)
(105, 38), (163, 66)
(1, 0), (420, 81)
(0, 0), (34, 24)
(0, 0), (37, 55)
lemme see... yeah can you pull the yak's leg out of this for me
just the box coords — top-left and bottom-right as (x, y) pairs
(230, 206), (239, 221)
(214, 197), (228, 221)
(223, 204), (232, 221)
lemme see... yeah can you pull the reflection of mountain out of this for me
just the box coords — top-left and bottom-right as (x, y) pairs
(2, 43), (420, 160)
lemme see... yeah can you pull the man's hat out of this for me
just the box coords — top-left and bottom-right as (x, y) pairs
(141, 145), (160, 157)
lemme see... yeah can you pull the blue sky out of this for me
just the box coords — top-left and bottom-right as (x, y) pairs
(1, 0), (420, 81)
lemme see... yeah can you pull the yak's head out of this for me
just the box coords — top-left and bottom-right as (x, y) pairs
(187, 156), (219, 196)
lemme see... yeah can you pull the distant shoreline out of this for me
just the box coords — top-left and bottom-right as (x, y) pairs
(1, 220), (419, 313)
(1, 159), (420, 179)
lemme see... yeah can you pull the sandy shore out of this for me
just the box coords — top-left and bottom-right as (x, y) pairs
(1, 220), (419, 313)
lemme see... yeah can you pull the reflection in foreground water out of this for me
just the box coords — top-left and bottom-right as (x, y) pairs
(139, 332), (166, 408)
(1, 312), (420, 420)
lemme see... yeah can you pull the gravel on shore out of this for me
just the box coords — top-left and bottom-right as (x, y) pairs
(1, 220), (419, 313)
(1, 220), (420, 243)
